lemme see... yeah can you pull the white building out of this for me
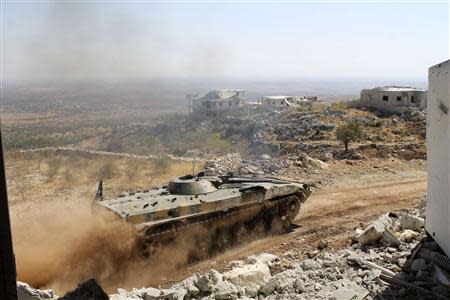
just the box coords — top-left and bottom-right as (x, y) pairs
(189, 90), (246, 115)
(261, 96), (318, 108)
(359, 86), (427, 114)
(426, 60), (450, 257)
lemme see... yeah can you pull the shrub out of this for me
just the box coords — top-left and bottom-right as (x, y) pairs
(330, 102), (348, 111)
(336, 121), (363, 152)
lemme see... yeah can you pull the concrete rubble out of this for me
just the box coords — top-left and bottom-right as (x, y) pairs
(17, 281), (54, 300)
(20, 209), (450, 300)
(204, 152), (329, 177)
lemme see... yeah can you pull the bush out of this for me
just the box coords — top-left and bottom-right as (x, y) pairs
(330, 102), (348, 111)
(336, 121), (363, 152)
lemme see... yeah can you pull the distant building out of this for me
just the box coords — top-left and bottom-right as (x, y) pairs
(359, 86), (427, 114)
(188, 89), (246, 115)
(261, 96), (318, 108)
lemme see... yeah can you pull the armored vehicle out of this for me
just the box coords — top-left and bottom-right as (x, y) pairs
(95, 173), (311, 260)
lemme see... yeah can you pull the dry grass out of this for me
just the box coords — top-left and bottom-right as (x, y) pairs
(6, 151), (203, 208)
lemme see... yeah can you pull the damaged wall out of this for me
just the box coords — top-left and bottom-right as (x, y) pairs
(426, 59), (450, 257)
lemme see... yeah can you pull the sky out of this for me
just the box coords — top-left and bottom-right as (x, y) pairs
(1, 1), (449, 81)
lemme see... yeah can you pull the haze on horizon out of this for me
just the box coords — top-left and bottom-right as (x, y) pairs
(2, 2), (448, 82)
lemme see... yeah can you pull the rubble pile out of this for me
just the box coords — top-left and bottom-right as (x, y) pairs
(204, 152), (329, 176)
(204, 153), (283, 175)
(204, 153), (244, 174)
(272, 112), (335, 142)
(16, 210), (450, 300)
(127, 209), (445, 300)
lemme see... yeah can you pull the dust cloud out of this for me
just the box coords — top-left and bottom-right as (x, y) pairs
(11, 198), (203, 294)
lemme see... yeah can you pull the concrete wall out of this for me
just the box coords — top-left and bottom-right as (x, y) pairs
(192, 99), (243, 113)
(262, 98), (291, 107)
(426, 60), (450, 257)
(360, 89), (426, 114)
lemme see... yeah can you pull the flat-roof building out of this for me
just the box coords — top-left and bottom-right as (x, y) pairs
(359, 86), (427, 114)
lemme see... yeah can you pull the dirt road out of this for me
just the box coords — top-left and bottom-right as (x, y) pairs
(160, 175), (427, 287)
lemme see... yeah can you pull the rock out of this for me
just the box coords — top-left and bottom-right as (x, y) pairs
(300, 259), (321, 270)
(380, 229), (400, 247)
(143, 288), (173, 300)
(178, 276), (200, 297)
(259, 154), (271, 160)
(195, 270), (222, 292)
(318, 239), (329, 250)
(17, 282), (55, 300)
(259, 278), (278, 296)
(399, 214), (425, 231)
(352, 228), (364, 241)
(328, 288), (356, 300)
(356, 221), (385, 245)
(224, 259), (271, 296)
(411, 259), (427, 272)
(57, 278), (108, 300)
(213, 280), (238, 300)
(247, 253), (278, 265)
(320, 152), (333, 162)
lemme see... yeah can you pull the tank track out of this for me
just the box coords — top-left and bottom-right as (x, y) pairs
(139, 194), (304, 261)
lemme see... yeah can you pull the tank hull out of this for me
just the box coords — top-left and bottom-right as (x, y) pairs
(95, 175), (311, 260)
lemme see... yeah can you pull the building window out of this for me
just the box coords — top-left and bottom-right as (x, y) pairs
(382, 96), (389, 101)
(411, 96), (416, 103)
(273, 101), (275, 105)
(396, 96), (401, 101)
(229, 102), (232, 106)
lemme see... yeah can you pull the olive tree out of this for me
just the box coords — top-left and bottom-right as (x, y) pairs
(335, 121), (363, 152)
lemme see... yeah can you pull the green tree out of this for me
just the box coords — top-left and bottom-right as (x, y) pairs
(336, 121), (363, 152)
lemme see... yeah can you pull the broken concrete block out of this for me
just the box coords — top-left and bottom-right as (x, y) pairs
(400, 214), (425, 231)
(352, 228), (364, 241)
(328, 288), (356, 300)
(224, 260), (271, 295)
(17, 282), (55, 300)
(357, 221), (385, 245)
(194, 269), (224, 293)
(213, 280), (238, 300)
(380, 229), (400, 247)
(259, 278), (278, 296)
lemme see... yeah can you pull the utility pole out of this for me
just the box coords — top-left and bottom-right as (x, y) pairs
(0, 128), (18, 300)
